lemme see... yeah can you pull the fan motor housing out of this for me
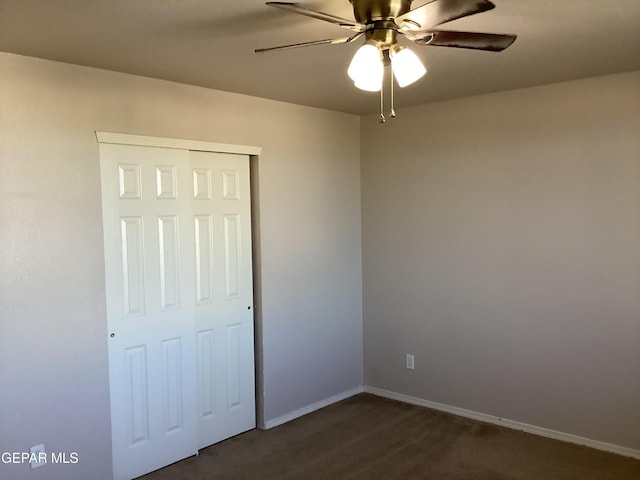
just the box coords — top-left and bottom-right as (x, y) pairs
(350, 0), (412, 23)
(365, 20), (398, 47)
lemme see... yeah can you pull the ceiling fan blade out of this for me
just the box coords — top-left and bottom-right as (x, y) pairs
(409, 30), (517, 51)
(255, 32), (363, 53)
(397, 0), (495, 30)
(266, 2), (366, 32)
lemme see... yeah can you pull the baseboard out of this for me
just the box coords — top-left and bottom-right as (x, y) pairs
(261, 385), (364, 430)
(364, 386), (640, 461)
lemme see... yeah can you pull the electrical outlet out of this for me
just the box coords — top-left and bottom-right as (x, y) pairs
(405, 353), (415, 370)
(30, 444), (46, 469)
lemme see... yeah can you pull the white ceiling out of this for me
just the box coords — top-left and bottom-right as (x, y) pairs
(1, 0), (639, 114)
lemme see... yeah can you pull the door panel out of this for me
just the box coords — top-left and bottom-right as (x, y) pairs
(189, 151), (255, 449)
(102, 144), (197, 480)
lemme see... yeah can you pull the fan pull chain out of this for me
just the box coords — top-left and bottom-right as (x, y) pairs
(390, 67), (396, 119)
(379, 78), (386, 123)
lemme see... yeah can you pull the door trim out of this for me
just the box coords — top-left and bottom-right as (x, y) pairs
(96, 132), (262, 156)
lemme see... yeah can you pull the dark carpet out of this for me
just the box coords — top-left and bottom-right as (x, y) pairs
(140, 393), (640, 479)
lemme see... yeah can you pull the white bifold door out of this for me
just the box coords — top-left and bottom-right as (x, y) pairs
(100, 143), (255, 480)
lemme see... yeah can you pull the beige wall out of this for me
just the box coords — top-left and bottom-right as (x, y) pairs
(0, 52), (363, 480)
(361, 71), (640, 451)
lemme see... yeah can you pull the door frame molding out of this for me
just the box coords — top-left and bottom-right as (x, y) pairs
(96, 131), (262, 156)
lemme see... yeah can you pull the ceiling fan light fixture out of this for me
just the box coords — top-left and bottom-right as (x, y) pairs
(390, 45), (426, 88)
(348, 41), (383, 92)
(258, 0), (517, 117)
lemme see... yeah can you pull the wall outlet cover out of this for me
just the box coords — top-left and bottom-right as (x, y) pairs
(30, 444), (46, 469)
(406, 353), (415, 370)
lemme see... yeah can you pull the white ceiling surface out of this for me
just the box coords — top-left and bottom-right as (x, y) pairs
(1, 0), (639, 114)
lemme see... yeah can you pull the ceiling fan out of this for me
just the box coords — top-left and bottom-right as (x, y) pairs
(256, 0), (517, 121)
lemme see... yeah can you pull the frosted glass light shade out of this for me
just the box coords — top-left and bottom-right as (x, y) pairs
(348, 43), (383, 92)
(390, 46), (426, 87)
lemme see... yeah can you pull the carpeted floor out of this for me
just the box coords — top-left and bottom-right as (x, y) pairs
(140, 393), (640, 479)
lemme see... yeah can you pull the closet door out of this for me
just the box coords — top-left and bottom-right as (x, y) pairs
(100, 143), (254, 480)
